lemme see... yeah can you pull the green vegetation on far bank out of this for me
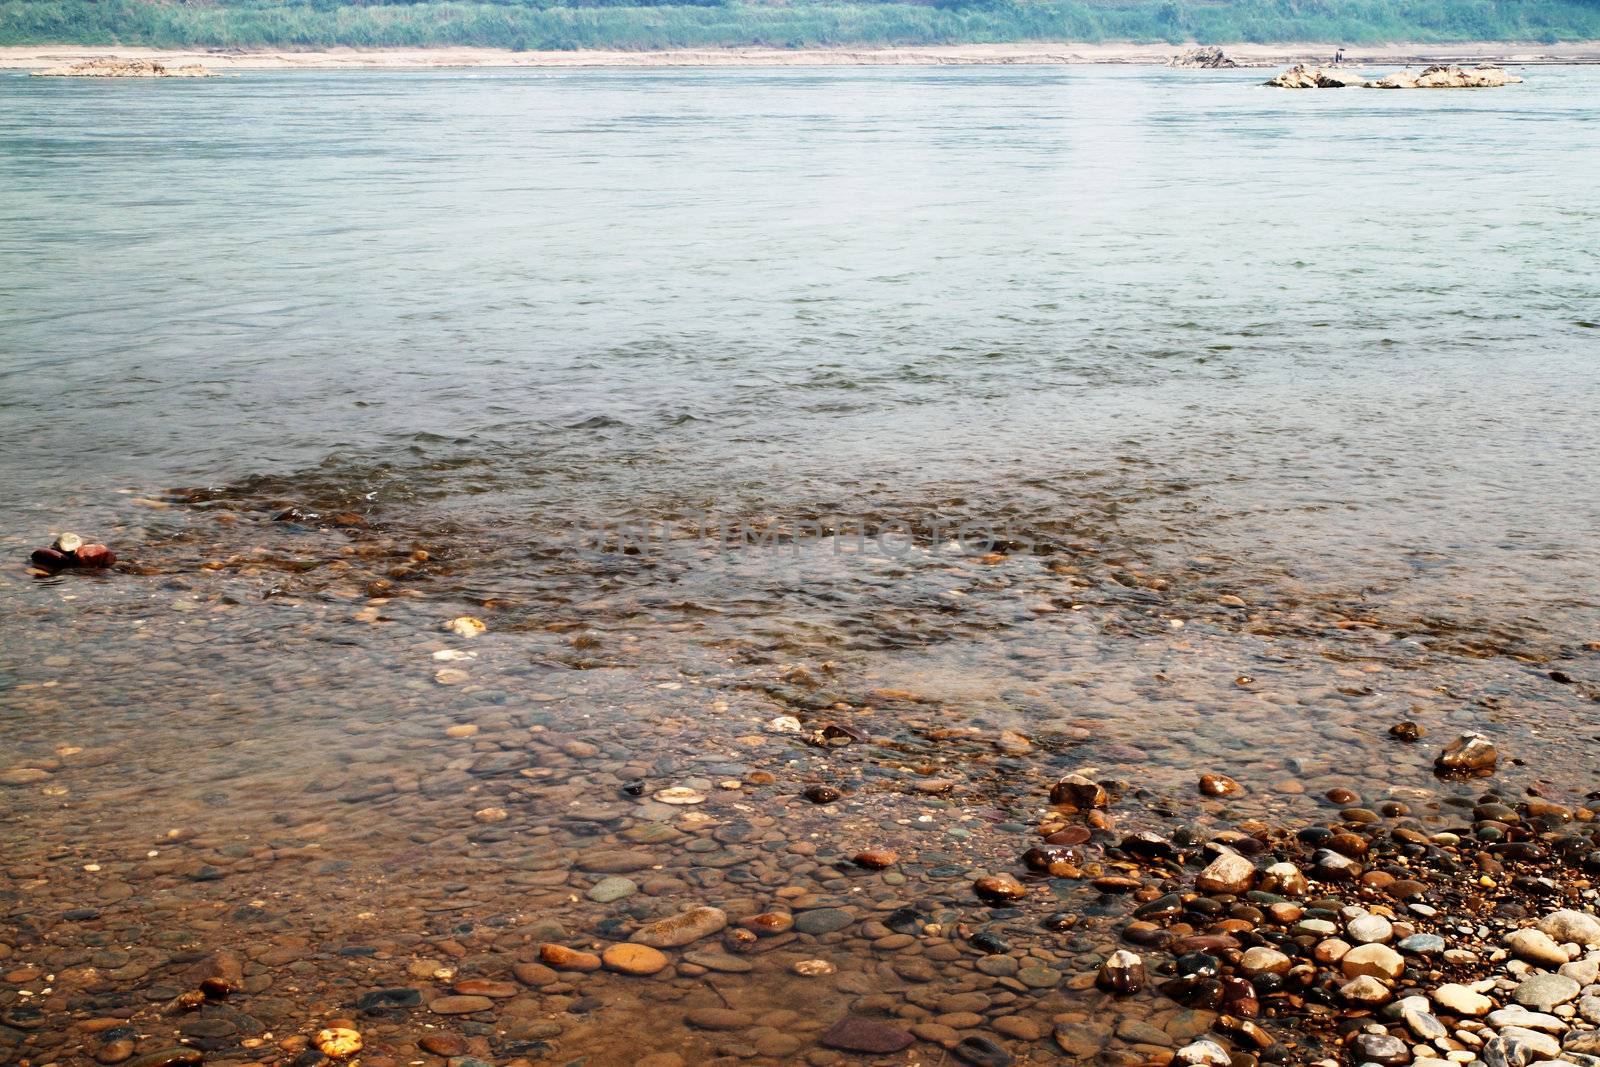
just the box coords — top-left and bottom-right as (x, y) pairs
(4, 0), (1599, 50)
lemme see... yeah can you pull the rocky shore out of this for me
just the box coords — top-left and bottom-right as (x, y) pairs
(3, 488), (1597, 1067)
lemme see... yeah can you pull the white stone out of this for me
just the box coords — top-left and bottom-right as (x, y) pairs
(1343, 942), (1405, 981)
(1348, 913), (1395, 944)
(1240, 946), (1292, 977)
(1488, 1005), (1567, 1033)
(1341, 974), (1392, 1005)
(1173, 1039), (1232, 1066)
(1496, 1025), (1560, 1059)
(1435, 983), (1494, 1016)
(1508, 928), (1571, 967)
(1540, 911), (1600, 948)
(1195, 851), (1256, 895)
(1561, 957), (1600, 987)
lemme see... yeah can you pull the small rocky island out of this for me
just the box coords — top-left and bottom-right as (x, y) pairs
(32, 58), (216, 78)
(1267, 63), (1523, 88)
(1169, 47), (1241, 68)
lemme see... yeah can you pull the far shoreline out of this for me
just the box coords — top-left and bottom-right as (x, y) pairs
(4, 40), (1600, 70)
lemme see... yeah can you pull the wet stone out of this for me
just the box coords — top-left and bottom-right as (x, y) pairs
(125, 1052), (204, 1067)
(685, 1007), (753, 1030)
(354, 987), (422, 1012)
(793, 907), (855, 935)
(429, 995), (495, 1015)
(820, 1017), (915, 1053)
(631, 906), (728, 947)
(587, 876), (638, 903)
(954, 1035), (1014, 1066)
(603, 943), (669, 975)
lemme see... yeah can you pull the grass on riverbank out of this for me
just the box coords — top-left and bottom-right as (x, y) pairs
(4, 0), (1599, 50)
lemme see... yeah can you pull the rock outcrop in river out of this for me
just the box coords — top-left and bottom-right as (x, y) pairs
(1266, 62), (1523, 88)
(32, 58), (216, 78)
(1168, 47), (1240, 68)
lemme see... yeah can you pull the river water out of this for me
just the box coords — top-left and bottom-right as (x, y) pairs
(1, 65), (1598, 1067)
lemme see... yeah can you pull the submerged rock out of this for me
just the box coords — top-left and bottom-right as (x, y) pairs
(819, 1017), (914, 1053)
(630, 906), (728, 947)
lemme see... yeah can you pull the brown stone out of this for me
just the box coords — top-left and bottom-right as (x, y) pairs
(685, 1007), (753, 1030)
(419, 1033), (467, 1056)
(631, 906), (728, 947)
(538, 944), (602, 971)
(853, 849), (899, 869)
(820, 1017), (915, 1053)
(428, 995), (495, 1015)
(973, 874), (1027, 903)
(452, 978), (518, 998)
(1199, 774), (1242, 797)
(603, 943), (669, 976)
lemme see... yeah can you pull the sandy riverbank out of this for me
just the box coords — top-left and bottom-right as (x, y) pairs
(2, 41), (1599, 70)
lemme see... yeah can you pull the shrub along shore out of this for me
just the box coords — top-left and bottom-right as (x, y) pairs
(4, 0), (1600, 52)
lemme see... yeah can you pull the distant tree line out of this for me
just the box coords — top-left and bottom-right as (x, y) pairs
(4, 0), (1598, 49)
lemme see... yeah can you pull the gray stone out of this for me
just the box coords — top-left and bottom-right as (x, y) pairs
(586, 876), (637, 903)
(1514, 973), (1581, 1012)
(1398, 933), (1446, 955)
(793, 908), (855, 935)
(1540, 911), (1600, 948)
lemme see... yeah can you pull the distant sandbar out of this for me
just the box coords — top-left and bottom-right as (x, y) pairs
(3, 41), (1599, 72)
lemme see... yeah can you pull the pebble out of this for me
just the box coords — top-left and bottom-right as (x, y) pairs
(587, 876), (638, 902)
(631, 906), (729, 947)
(973, 874), (1027, 904)
(1098, 950), (1145, 994)
(1399, 933), (1446, 955)
(1507, 928), (1570, 967)
(1514, 972), (1581, 1011)
(1195, 852), (1255, 895)
(1434, 983), (1494, 1016)
(1435, 732), (1498, 772)
(820, 1017), (915, 1053)
(1346, 913), (1394, 944)
(539, 944), (602, 971)
(1239, 947), (1292, 977)
(124, 1052), (203, 1067)
(1342, 943), (1404, 981)
(1049, 773), (1108, 808)
(1340, 974), (1391, 1005)
(684, 1007), (752, 1030)
(1540, 911), (1600, 948)
(1174, 1038), (1232, 1065)
(1198, 773), (1242, 796)
(429, 995), (495, 1014)
(793, 907), (855, 935)
(653, 786), (705, 805)
(853, 849), (898, 869)
(953, 1035), (1014, 1066)
(314, 1027), (362, 1058)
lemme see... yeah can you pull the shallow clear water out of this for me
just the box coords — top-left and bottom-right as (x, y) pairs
(1, 65), (1598, 1067)
(3, 66), (1599, 637)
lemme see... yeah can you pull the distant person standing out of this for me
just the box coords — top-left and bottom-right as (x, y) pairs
(1334, 47), (1346, 64)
